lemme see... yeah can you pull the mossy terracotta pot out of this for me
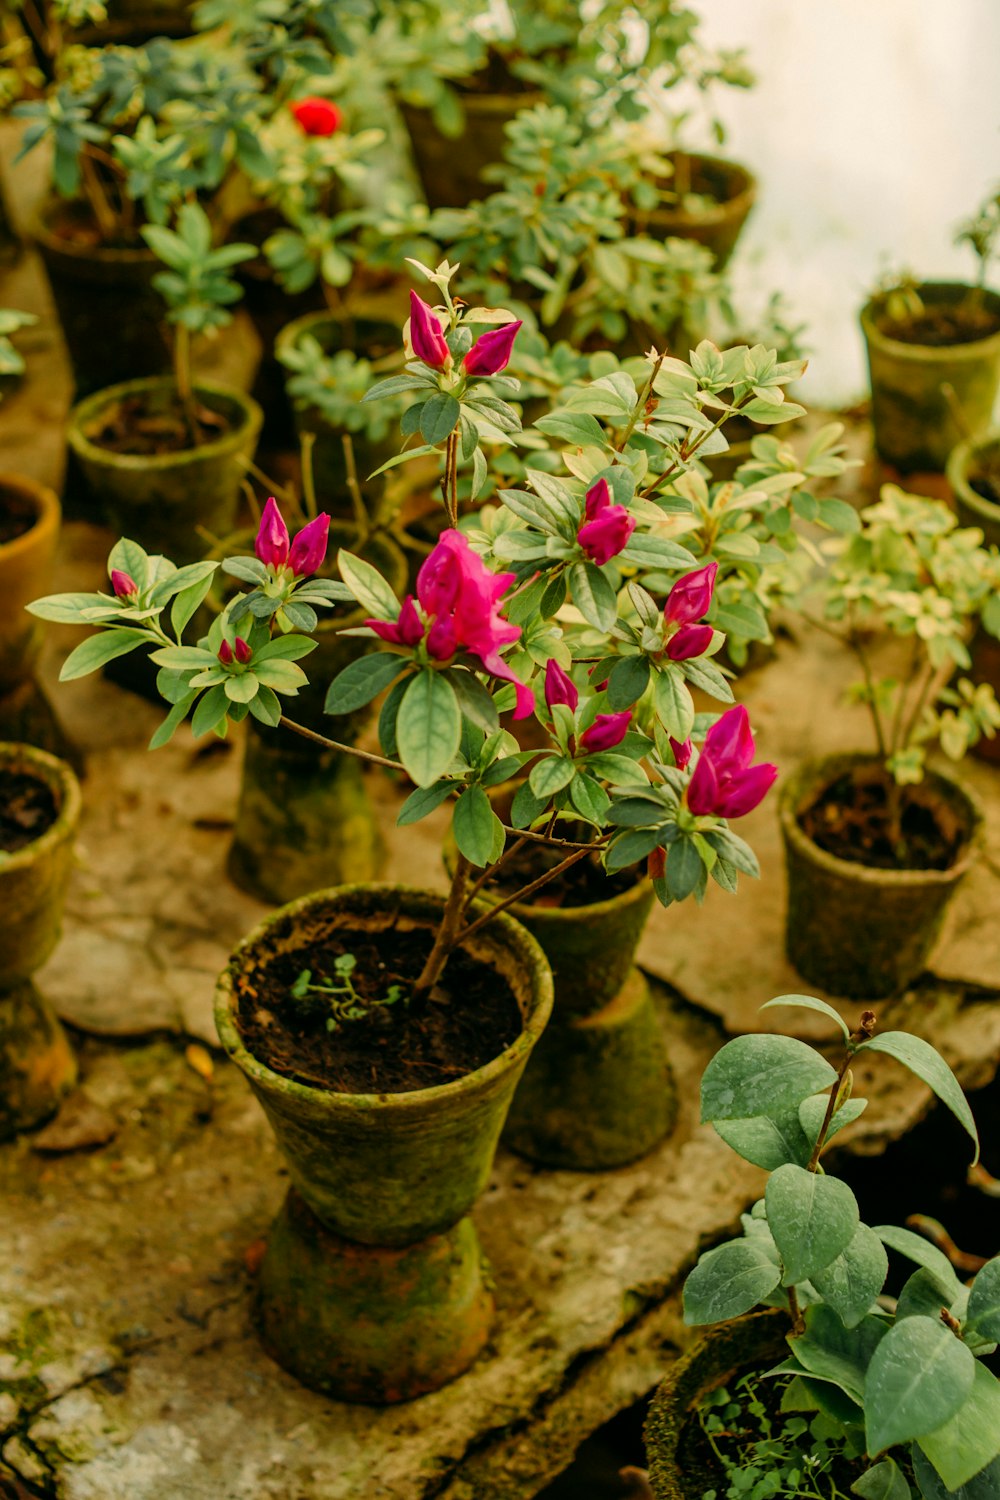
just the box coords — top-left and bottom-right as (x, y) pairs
(34, 200), (171, 397)
(0, 743), (82, 989)
(214, 883), (553, 1401)
(947, 434), (1000, 763)
(780, 754), (982, 999)
(0, 980), (77, 1143)
(67, 377), (263, 565)
(0, 474), (60, 697)
(644, 1311), (789, 1499)
(860, 283), (1000, 474)
(631, 153), (757, 271)
(212, 522), (407, 904)
(445, 810), (675, 1169)
(401, 89), (542, 210)
(274, 311), (403, 523)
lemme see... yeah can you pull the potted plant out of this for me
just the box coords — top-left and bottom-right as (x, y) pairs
(627, 149), (757, 271)
(946, 431), (1000, 760)
(0, 742), (81, 1141)
(783, 486), (999, 998)
(860, 184), (1000, 474)
(65, 201), (262, 562)
(644, 994), (1000, 1500)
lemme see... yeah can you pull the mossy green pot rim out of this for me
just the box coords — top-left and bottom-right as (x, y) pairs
(66, 377), (263, 475)
(273, 308), (402, 371)
(0, 742), (82, 873)
(947, 430), (1000, 539)
(860, 282), (1000, 362)
(214, 881), (554, 1117)
(646, 151), (757, 231)
(779, 752), (983, 888)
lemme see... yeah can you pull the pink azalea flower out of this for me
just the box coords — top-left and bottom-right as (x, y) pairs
(669, 736), (692, 769)
(579, 710), (631, 754)
(463, 321), (522, 376)
(255, 497), (290, 569)
(686, 705), (777, 819)
(233, 636), (252, 664)
(544, 658), (578, 713)
(111, 569), (137, 599)
(369, 594), (424, 648)
(409, 291), (450, 369)
(288, 513), (330, 577)
(665, 563), (717, 625)
(665, 623), (714, 661)
(577, 477), (636, 566)
(218, 639), (233, 665)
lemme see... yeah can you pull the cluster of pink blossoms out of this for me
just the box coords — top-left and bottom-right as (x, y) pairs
(408, 292), (522, 377)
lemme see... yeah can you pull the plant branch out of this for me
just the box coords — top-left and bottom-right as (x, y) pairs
(806, 1010), (877, 1173)
(462, 834), (529, 910)
(615, 350), (666, 453)
(414, 852), (471, 996)
(453, 843), (601, 946)
(847, 615), (887, 760)
(341, 432), (369, 535)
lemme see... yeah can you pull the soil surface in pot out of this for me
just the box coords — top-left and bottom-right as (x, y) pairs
(0, 770), (58, 852)
(874, 297), (1000, 347)
(489, 842), (637, 908)
(968, 454), (1000, 507)
(0, 485), (37, 544)
(235, 927), (521, 1094)
(798, 771), (962, 871)
(83, 391), (233, 456)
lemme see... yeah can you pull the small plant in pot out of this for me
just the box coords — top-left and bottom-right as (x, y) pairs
(644, 994), (1000, 1500)
(65, 201), (263, 563)
(784, 486), (999, 999)
(860, 182), (1000, 474)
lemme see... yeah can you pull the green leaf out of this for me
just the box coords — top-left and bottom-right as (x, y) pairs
(190, 684), (229, 738)
(248, 684), (281, 727)
(27, 591), (119, 623)
(766, 1163), (859, 1286)
(606, 655), (651, 711)
(896, 1266), (965, 1324)
(254, 635), (319, 663)
(851, 1458), (912, 1500)
(252, 660), (307, 694)
(966, 1257), (1000, 1341)
(170, 572), (216, 639)
(874, 1226), (965, 1291)
(148, 691), (197, 750)
(149, 559), (217, 608)
(819, 497), (862, 533)
(857, 1033), (979, 1164)
(915, 1365), (1000, 1492)
(701, 1035), (838, 1123)
(682, 1240), (782, 1325)
(221, 556), (268, 584)
(653, 667), (695, 741)
(793, 1306), (888, 1405)
(605, 826), (664, 871)
(223, 672), (259, 703)
(534, 410), (608, 448)
(511, 780), (548, 828)
(336, 550), (400, 620)
(712, 1110), (812, 1171)
(419, 391), (461, 445)
(529, 755), (575, 798)
(759, 994), (850, 1041)
(396, 670), (462, 787)
(864, 1316), (976, 1456)
(667, 836), (702, 901)
(568, 560), (617, 632)
(108, 537), (150, 588)
(811, 1224), (889, 1329)
(397, 781), (453, 826)
(448, 671), (500, 734)
(799, 1095), (867, 1151)
(913, 1446), (1000, 1500)
(453, 786), (500, 868)
(325, 654), (403, 716)
(59, 628), (152, 681)
(569, 773), (611, 824)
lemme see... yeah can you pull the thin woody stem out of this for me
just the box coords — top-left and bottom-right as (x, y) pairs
(453, 844), (600, 946)
(848, 616), (888, 759)
(414, 852), (471, 995)
(443, 431), (459, 527)
(462, 835), (529, 910)
(615, 351), (666, 453)
(805, 1010), (877, 1174)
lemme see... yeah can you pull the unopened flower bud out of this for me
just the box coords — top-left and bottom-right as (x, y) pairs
(408, 291), (451, 369)
(463, 320), (522, 377)
(218, 639), (233, 665)
(233, 636), (252, 664)
(111, 569), (138, 599)
(288, 513), (330, 577)
(255, 497), (289, 569)
(291, 97), (342, 136)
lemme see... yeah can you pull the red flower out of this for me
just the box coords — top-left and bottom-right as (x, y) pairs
(665, 563), (717, 625)
(111, 569), (137, 599)
(665, 623), (714, 661)
(288, 513), (330, 578)
(579, 710), (631, 754)
(291, 97), (342, 137)
(544, 658), (578, 713)
(255, 497), (290, 569)
(463, 321), (522, 376)
(686, 705), (777, 819)
(408, 291), (450, 369)
(577, 477), (636, 566)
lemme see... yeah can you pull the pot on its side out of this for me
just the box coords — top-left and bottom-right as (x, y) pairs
(67, 378), (262, 564)
(0, 743), (82, 989)
(780, 753), (982, 999)
(214, 883), (553, 1246)
(860, 284), (1000, 473)
(645, 1311), (790, 1499)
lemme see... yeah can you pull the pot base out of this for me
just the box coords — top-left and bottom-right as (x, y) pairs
(255, 1189), (494, 1403)
(0, 980), (77, 1142)
(503, 969), (677, 1170)
(0, 678), (76, 767)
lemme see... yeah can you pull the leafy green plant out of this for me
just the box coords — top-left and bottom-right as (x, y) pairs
(683, 995), (999, 1500)
(291, 955), (407, 1031)
(0, 308), (36, 380)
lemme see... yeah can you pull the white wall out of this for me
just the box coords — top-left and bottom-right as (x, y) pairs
(687, 0), (1000, 406)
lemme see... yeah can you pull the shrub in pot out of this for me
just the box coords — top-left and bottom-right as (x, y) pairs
(627, 150), (757, 271)
(860, 186), (1000, 473)
(0, 742), (81, 1141)
(644, 995), (1000, 1500)
(785, 486), (999, 998)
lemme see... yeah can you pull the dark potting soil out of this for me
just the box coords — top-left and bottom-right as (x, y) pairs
(876, 299), (1000, 347)
(0, 771), (58, 853)
(0, 486), (36, 545)
(84, 393), (232, 456)
(969, 459), (1000, 508)
(799, 772), (961, 871)
(489, 841), (637, 908)
(235, 927), (522, 1094)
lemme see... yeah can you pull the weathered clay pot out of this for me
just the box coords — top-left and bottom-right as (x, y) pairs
(214, 883), (553, 1401)
(780, 753), (982, 999)
(947, 434), (1000, 763)
(860, 284), (1000, 473)
(0, 474), (60, 697)
(34, 200), (171, 397)
(644, 1311), (789, 1499)
(67, 377), (263, 564)
(401, 89), (542, 210)
(0, 743), (82, 989)
(0, 980), (77, 1143)
(631, 153), (757, 270)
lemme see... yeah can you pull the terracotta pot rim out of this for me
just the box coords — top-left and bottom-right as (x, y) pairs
(274, 308), (402, 363)
(214, 881), (554, 1115)
(66, 377), (263, 473)
(947, 431), (1000, 523)
(33, 198), (159, 266)
(0, 743), (82, 871)
(860, 282), (1000, 360)
(644, 152), (757, 228)
(779, 751), (983, 887)
(0, 473), (61, 566)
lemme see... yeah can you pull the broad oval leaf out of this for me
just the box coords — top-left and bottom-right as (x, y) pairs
(857, 1032), (979, 1165)
(397, 781), (453, 827)
(529, 755), (575, 799)
(59, 628), (152, 681)
(396, 670), (462, 788)
(864, 1315), (975, 1457)
(568, 560), (617, 632)
(914, 1363), (1000, 1493)
(712, 1109), (812, 1171)
(682, 1240), (781, 1326)
(325, 653), (404, 716)
(913, 1447), (1000, 1500)
(452, 786), (499, 869)
(419, 391), (461, 445)
(811, 1223), (888, 1329)
(700, 1035), (837, 1123)
(336, 549), (400, 620)
(965, 1255), (1000, 1342)
(874, 1226), (965, 1295)
(760, 994), (850, 1041)
(793, 1306), (888, 1406)
(850, 1458), (911, 1500)
(766, 1164), (859, 1286)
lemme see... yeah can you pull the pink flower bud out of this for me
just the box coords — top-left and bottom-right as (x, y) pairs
(368, 595), (424, 648)
(669, 736), (692, 770)
(579, 710), (631, 754)
(665, 623), (714, 661)
(233, 636), (252, 664)
(111, 569), (137, 599)
(291, 97), (342, 136)
(408, 291), (450, 369)
(426, 615), (458, 661)
(256, 497), (290, 569)
(686, 705), (777, 820)
(665, 563), (718, 626)
(462, 320), (522, 377)
(544, 658), (578, 713)
(218, 639), (233, 665)
(578, 505), (636, 566)
(584, 478), (612, 522)
(288, 513), (330, 577)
